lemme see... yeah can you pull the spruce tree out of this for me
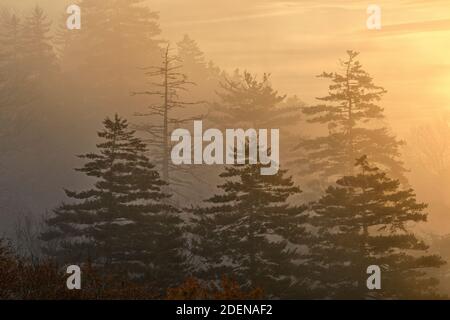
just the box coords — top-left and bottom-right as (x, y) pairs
(211, 71), (300, 129)
(177, 34), (207, 78)
(0, 10), (33, 145)
(210, 71), (302, 174)
(57, 0), (162, 109)
(192, 156), (310, 298)
(22, 6), (58, 82)
(294, 51), (406, 195)
(310, 155), (445, 299)
(41, 115), (186, 289)
(176, 34), (222, 102)
(0, 10), (23, 79)
(0, 10), (22, 121)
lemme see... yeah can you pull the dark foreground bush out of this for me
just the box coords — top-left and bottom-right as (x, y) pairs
(0, 239), (262, 300)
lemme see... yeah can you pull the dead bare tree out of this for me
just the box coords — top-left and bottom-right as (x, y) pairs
(132, 44), (208, 201)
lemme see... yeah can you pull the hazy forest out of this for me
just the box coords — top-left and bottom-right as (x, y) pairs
(1, 0), (450, 299)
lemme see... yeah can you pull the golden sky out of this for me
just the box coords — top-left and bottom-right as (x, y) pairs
(5, 0), (450, 133)
(153, 0), (450, 131)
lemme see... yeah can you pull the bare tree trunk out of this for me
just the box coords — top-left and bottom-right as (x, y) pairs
(162, 45), (169, 182)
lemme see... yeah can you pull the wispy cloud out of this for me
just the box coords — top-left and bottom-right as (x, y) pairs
(361, 19), (450, 37)
(163, 9), (302, 27)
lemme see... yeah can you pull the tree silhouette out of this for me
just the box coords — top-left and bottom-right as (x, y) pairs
(22, 6), (58, 82)
(133, 44), (205, 195)
(177, 35), (207, 78)
(293, 51), (406, 197)
(41, 115), (187, 290)
(57, 0), (162, 110)
(0, 9), (34, 142)
(211, 71), (300, 129)
(176, 34), (223, 102)
(310, 155), (445, 299)
(192, 151), (310, 298)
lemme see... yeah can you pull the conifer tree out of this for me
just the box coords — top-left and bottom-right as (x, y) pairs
(177, 34), (207, 78)
(57, 0), (162, 109)
(0, 10), (22, 112)
(293, 51), (406, 195)
(310, 155), (445, 299)
(0, 10), (33, 144)
(192, 156), (310, 298)
(41, 115), (186, 289)
(210, 71), (302, 173)
(22, 6), (58, 81)
(176, 34), (223, 102)
(0, 10), (23, 78)
(211, 71), (300, 129)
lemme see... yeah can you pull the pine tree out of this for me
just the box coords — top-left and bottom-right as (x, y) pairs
(22, 6), (58, 82)
(176, 34), (222, 102)
(192, 155), (310, 298)
(0, 9), (33, 144)
(177, 34), (207, 78)
(310, 155), (445, 299)
(0, 10), (23, 78)
(57, 0), (162, 109)
(41, 115), (186, 290)
(210, 71), (302, 176)
(293, 51), (406, 196)
(0, 10), (22, 116)
(211, 71), (300, 129)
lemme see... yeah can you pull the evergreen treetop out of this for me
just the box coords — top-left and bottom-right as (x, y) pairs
(295, 51), (406, 192)
(211, 71), (302, 129)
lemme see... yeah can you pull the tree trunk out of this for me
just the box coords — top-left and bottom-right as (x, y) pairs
(162, 45), (169, 182)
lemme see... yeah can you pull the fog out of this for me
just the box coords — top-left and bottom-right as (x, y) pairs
(1, 0), (450, 299)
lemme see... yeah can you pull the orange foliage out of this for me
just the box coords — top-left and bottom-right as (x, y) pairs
(1, 240), (261, 300)
(0, 239), (158, 299)
(166, 276), (264, 300)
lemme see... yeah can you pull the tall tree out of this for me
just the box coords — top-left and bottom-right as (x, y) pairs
(293, 51), (406, 196)
(0, 8), (59, 227)
(0, 9), (36, 151)
(22, 6), (58, 82)
(177, 34), (207, 79)
(133, 44), (204, 193)
(176, 34), (223, 102)
(310, 155), (445, 299)
(41, 115), (186, 290)
(57, 0), (162, 111)
(192, 155), (310, 298)
(0, 9), (23, 84)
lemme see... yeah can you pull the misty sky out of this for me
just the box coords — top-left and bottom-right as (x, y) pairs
(3, 0), (450, 134)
